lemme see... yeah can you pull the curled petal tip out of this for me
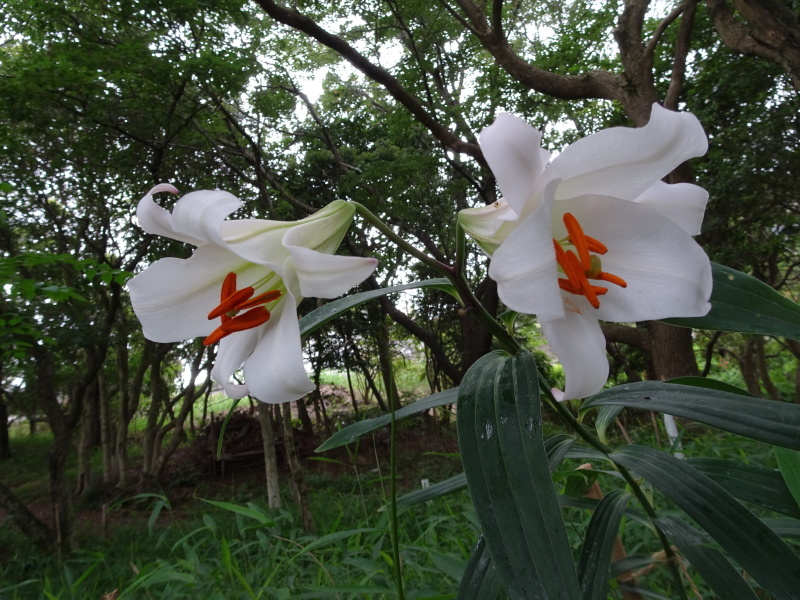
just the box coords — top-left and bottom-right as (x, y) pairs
(147, 183), (179, 196)
(551, 388), (567, 402)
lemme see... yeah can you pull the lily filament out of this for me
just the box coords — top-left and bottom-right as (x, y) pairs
(554, 213), (627, 309)
(204, 272), (281, 346)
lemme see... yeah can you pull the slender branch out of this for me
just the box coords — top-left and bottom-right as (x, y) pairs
(453, 0), (623, 101)
(645, 1), (687, 57)
(386, 357), (405, 600)
(252, 0), (484, 161)
(664, 0), (699, 110)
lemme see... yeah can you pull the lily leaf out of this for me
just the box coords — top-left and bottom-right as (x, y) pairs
(393, 434), (577, 514)
(583, 381), (800, 451)
(688, 457), (800, 519)
(457, 537), (505, 600)
(576, 489), (631, 600)
(663, 262), (800, 339)
(299, 278), (454, 337)
(316, 388), (457, 452)
(610, 445), (800, 600)
(655, 517), (759, 600)
(458, 350), (581, 599)
(394, 472), (467, 514)
(775, 447), (800, 510)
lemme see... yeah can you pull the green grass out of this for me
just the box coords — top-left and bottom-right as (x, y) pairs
(0, 479), (478, 599)
(1, 408), (795, 599)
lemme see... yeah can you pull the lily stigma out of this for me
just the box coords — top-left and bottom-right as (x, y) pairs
(204, 272), (282, 346)
(553, 212), (627, 310)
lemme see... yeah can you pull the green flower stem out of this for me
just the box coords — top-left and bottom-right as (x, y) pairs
(455, 220), (467, 278)
(386, 355), (405, 600)
(353, 203), (452, 277)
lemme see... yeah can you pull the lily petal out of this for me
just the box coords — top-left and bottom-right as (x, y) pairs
(479, 112), (551, 216)
(489, 180), (564, 318)
(136, 184), (204, 246)
(633, 180), (708, 236)
(540, 311), (609, 401)
(288, 246), (379, 299)
(243, 294), (316, 403)
(211, 326), (261, 399)
(458, 199), (518, 256)
(127, 244), (245, 342)
(551, 196), (712, 323)
(169, 189), (244, 248)
(551, 104), (708, 202)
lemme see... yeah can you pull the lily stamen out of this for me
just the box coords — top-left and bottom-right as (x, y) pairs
(553, 214), (627, 309)
(563, 212), (592, 271)
(204, 272), (282, 346)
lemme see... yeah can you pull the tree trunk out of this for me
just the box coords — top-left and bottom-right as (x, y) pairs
(141, 343), (171, 483)
(258, 402), (282, 509)
(98, 375), (116, 484)
(75, 379), (100, 495)
(739, 337), (762, 396)
(755, 336), (781, 401)
(115, 339), (153, 488)
(281, 403), (315, 532)
(647, 322), (700, 380)
(375, 320), (399, 410)
(0, 479), (53, 552)
(0, 394), (11, 459)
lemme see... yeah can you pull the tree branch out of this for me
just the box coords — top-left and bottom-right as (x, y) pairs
(252, 0), (484, 162)
(451, 0), (624, 102)
(707, 0), (800, 89)
(664, 0), (699, 109)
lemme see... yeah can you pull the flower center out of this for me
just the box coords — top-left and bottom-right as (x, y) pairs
(553, 213), (627, 309)
(203, 272), (282, 346)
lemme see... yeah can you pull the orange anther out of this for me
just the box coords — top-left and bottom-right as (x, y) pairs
(221, 307), (271, 334)
(204, 272), (281, 346)
(553, 214), (628, 309)
(563, 213), (592, 271)
(203, 327), (227, 346)
(584, 235), (608, 255)
(221, 271), (238, 300)
(597, 272), (627, 288)
(565, 250), (599, 308)
(208, 286), (255, 320)
(237, 290), (282, 311)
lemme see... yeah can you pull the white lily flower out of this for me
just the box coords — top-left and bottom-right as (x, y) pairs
(128, 184), (378, 403)
(460, 104), (713, 400)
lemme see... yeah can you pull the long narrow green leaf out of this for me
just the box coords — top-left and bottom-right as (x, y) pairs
(663, 262), (800, 339)
(545, 434), (578, 471)
(583, 382), (800, 450)
(299, 278), (454, 337)
(316, 388), (458, 452)
(763, 517), (800, 538)
(458, 350), (581, 600)
(775, 447), (800, 509)
(655, 517), (758, 600)
(688, 457), (800, 518)
(394, 435), (578, 513)
(457, 537), (504, 600)
(576, 489), (631, 600)
(394, 472), (467, 513)
(609, 445), (800, 600)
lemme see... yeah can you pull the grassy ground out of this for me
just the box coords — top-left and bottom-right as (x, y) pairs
(0, 405), (793, 599)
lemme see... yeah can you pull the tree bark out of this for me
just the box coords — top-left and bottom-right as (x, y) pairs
(281, 403), (315, 532)
(0, 479), (53, 552)
(258, 402), (282, 509)
(0, 394), (11, 459)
